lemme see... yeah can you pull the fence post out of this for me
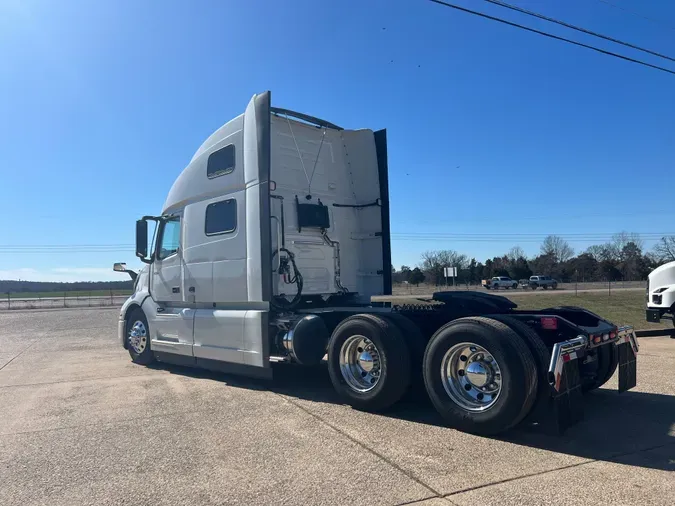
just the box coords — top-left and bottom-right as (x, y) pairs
(6, 292), (9, 310)
(608, 279), (611, 297)
(110, 289), (113, 305)
(63, 291), (66, 308)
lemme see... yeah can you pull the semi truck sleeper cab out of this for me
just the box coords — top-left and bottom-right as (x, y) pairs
(115, 91), (639, 436)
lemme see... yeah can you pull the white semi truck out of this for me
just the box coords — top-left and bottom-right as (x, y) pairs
(646, 260), (675, 327)
(115, 91), (639, 435)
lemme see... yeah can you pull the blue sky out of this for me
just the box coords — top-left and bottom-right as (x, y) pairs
(1, 0), (673, 281)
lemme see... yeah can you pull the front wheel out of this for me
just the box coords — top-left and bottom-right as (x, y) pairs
(423, 317), (538, 436)
(551, 283), (558, 290)
(126, 308), (154, 365)
(512, 283), (518, 289)
(327, 314), (411, 412)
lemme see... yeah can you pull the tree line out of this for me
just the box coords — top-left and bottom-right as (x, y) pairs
(393, 233), (675, 286)
(0, 279), (134, 294)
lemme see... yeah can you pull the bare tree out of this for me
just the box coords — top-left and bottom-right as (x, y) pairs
(420, 250), (469, 285)
(607, 231), (644, 261)
(506, 246), (526, 262)
(540, 235), (574, 263)
(653, 236), (675, 263)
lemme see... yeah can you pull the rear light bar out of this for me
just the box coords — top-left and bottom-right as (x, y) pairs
(589, 328), (619, 347)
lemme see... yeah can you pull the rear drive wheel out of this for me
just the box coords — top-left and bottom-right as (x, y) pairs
(487, 315), (550, 423)
(552, 283), (558, 290)
(423, 317), (538, 435)
(126, 308), (154, 365)
(512, 283), (518, 289)
(327, 314), (411, 412)
(382, 313), (426, 392)
(582, 345), (618, 392)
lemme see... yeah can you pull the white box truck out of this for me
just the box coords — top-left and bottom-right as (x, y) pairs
(114, 91), (639, 435)
(646, 260), (675, 327)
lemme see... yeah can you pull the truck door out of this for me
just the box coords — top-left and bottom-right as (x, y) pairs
(149, 214), (194, 357)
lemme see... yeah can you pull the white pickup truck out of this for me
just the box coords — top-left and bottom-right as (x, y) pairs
(482, 276), (518, 290)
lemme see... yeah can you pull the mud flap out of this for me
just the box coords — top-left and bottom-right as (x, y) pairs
(542, 356), (584, 434)
(617, 329), (638, 393)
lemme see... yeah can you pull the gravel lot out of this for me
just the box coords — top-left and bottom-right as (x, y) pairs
(1, 308), (673, 506)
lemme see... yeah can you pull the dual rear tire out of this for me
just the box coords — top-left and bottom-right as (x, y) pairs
(327, 314), (544, 436)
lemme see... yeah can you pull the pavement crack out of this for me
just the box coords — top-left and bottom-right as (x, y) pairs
(0, 408), (211, 437)
(276, 393), (444, 498)
(0, 372), (165, 389)
(0, 338), (40, 372)
(443, 440), (675, 497)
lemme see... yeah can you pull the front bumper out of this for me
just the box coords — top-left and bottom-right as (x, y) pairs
(118, 318), (126, 348)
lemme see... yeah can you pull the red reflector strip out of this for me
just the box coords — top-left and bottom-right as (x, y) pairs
(541, 317), (558, 330)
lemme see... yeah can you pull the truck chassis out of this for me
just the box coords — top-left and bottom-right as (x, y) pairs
(122, 290), (638, 436)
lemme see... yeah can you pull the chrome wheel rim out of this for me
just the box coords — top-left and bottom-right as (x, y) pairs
(339, 335), (382, 392)
(128, 320), (148, 354)
(441, 342), (502, 412)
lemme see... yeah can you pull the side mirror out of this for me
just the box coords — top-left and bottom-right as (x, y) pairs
(113, 262), (127, 272)
(136, 219), (149, 260)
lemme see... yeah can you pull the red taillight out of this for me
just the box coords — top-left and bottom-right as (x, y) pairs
(541, 317), (558, 330)
(592, 335), (602, 345)
(609, 331), (616, 340)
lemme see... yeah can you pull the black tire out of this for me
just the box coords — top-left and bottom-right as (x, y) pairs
(543, 285), (549, 290)
(382, 313), (427, 393)
(582, 345), (618, 392)
(423, 317), (538, 436)
(487, 315), (550, 423)
(531, 285), (537, 290)
(327, 314), (411, 412)
(512, 283), (518, 289)
(551, 283), (558, 290)
(485, 285), (491, 290)
(126, 308), (154, 365)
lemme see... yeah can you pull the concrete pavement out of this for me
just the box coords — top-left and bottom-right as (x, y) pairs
(0, 309), (673, 505)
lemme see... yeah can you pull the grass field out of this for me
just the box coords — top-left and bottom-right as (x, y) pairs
(5, 290), (132, 299)
(507, 291), (666, 330)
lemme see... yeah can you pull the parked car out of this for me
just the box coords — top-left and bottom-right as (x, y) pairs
(529, 275), (558, 290)
(518, 278), (530, 289)
(482, 276), (518, 290)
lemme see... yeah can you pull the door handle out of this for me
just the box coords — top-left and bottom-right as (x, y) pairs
(172, 287), (180, 294)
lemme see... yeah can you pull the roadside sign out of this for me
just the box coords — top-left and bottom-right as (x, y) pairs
(444, 267), (457, 277)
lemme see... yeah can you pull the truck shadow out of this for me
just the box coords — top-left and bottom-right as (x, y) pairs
(154, 362), (674, 472)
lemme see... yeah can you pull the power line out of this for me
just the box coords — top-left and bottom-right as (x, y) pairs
(426, 0), (675, 76)
(598, 0), (675, 32)
(483, 0), (675, 63)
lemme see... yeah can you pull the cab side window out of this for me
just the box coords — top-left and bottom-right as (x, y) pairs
(205, 199), (237, 236)
(158, 217), (180, 259)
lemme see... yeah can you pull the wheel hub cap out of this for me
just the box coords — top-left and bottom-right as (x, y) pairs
(441, 342), (503, 412)
(465, 361), (490, 387)
(128, 321), (147, 354)
(339, 335), (381, 392)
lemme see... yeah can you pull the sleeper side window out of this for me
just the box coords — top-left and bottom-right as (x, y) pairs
(205, 199), (237, 236)
(207, 144), (235, 178)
